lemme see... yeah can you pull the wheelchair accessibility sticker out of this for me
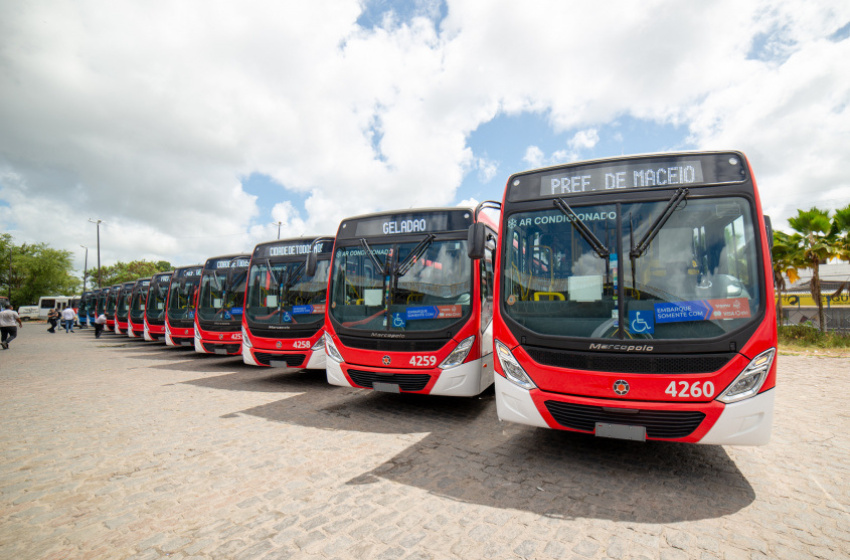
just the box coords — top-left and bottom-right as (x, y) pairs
(628, 310), (654, 334)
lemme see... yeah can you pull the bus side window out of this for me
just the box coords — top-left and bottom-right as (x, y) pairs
(480, 241), (494, 330)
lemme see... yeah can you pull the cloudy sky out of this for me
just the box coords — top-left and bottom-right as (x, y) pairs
(1, 0), (848, 279)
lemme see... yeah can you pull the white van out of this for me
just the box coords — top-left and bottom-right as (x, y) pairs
(17, 305), (40, 321)
(37, 296), (71, 319)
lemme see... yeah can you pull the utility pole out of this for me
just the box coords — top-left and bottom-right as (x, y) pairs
(80, 245), (89, 291)
(88, 219), (103, 288)
(274, 221), (282, 240)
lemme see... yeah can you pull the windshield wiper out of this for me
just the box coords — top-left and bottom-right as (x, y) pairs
(629, 187), (688, 259)
(553, 198), (610, 258)
(396, 234), (436, 278)
(359, 238), (388, 274)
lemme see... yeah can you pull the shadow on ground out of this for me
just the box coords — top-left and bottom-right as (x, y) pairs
(181, 371), (756, 523)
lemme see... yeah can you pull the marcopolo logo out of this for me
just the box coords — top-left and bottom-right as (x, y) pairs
(589, 343), (654, 352)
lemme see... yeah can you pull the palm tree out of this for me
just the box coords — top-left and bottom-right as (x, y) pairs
(771, 230), (803, 326)
(832, 205), (850, 262)
(788, 208), (835, 332)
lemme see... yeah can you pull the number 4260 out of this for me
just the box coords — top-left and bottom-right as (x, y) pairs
(665, 381), (715, 398)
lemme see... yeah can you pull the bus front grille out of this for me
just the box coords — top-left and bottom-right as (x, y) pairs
(202, 342), (241, 354)
(338, 335), (447, 352)
(525, 346), (734, 374)
(544, 401), (706, 439)
(347, 370), (431, 392)
(253, 353), (306, 367)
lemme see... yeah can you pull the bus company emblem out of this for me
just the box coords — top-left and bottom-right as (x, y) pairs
(275, 341), (282, 349)
(218, 334), (224, 340)
(613, 380), (630, 396)
(382, 355), (391, 365)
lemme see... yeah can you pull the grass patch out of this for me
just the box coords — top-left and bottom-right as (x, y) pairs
(778, 324), (850, 350)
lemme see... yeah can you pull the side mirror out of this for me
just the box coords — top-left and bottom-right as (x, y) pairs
(764, 215), (774, 251)
(306, 251), (317, 276)
(468, 223), (486, 259)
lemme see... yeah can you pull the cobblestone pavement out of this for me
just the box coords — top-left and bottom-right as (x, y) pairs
(0, 325), (848, 560)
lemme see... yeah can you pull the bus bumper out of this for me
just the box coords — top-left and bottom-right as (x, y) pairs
(242, 347), (326, 370)
(494, 374), (549, 427)
(698, 389), (774, 446)
(328, 356), (492, 397)
(496, 375), (774, 445)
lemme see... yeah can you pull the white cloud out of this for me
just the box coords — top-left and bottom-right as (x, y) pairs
(523, 146), (545, 169)
(0, 0), (848, 279)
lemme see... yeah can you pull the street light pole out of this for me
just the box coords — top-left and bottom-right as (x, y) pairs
(80, 245), (89, 292)
(88, 219), (103, 288)
(274, 221), (282, 240)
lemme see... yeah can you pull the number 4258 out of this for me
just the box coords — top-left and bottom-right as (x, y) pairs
(665, 381), (715, 398)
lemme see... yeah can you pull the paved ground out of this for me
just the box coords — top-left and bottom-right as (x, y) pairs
(0, 324), (848, 560)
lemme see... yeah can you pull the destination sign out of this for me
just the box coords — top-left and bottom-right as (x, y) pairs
(342, 209), (473, 239)
(176, 267), (201, 278)
(541, 161), (704, 196)
(207, 257), (251, 270)
(255, 240), (332, 259)
(507, 152), (748, 201)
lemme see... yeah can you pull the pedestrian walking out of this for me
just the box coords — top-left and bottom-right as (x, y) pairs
(61, 306), (76, 333)
(47, 308), (59, 333)
(0, 306), (23, 350)
(94, 312), (107, 338)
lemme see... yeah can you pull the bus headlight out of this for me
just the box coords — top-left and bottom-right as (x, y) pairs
(439, 336), (475, 369)
(324, 334), (344, 363)
(311, 334), (325, 352)
(718, 348), (775, 404)
(242, 326), (252, 349)
(495, 340), (536, 390)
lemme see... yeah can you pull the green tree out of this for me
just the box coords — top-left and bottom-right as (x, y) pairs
(771, 230), (804, 326)
(94, 260), (172, 286)
(788, 208), (835, 332)
(1, 238), (81, 306)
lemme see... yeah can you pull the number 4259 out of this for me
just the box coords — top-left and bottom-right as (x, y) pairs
(665, 381), (715, 398)
(409, 355), (437, 367)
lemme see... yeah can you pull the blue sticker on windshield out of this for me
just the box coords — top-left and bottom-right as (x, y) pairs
(654, 300), (712, 323)
(292, 305), (313, 315)
(391, 312), (406, 328)
(628, 310), (654, 334)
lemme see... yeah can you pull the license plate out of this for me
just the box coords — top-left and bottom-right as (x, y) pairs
(372, 382), (400, 393)
(269, 360), (288, 368)
(214, 348), (228, 355)
(595, 422), (646, 442)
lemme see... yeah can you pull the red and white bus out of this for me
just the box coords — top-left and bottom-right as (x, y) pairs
(112, 282), (135, 334)
(126, 277), (151, 338)
(318, 208), (497, 396)
(194, 254), (250, 355)
(165, 265), (202, 347)
(242, 237), (332, 369)
(144, 271), (173, 342)
(477, 151), (776, 445)
(104, 285), (121, 332)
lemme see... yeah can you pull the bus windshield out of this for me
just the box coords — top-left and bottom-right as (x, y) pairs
(167, 275), (199, 321)
(130, 283), (149, 320)
(246, 259), (330, 327)
(197, 266), (248, 324)
(503, 196), (761, 340)
(146, 277), (170, 321)
(329, 239), (472, 332)
(116, 288), (132, 320)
